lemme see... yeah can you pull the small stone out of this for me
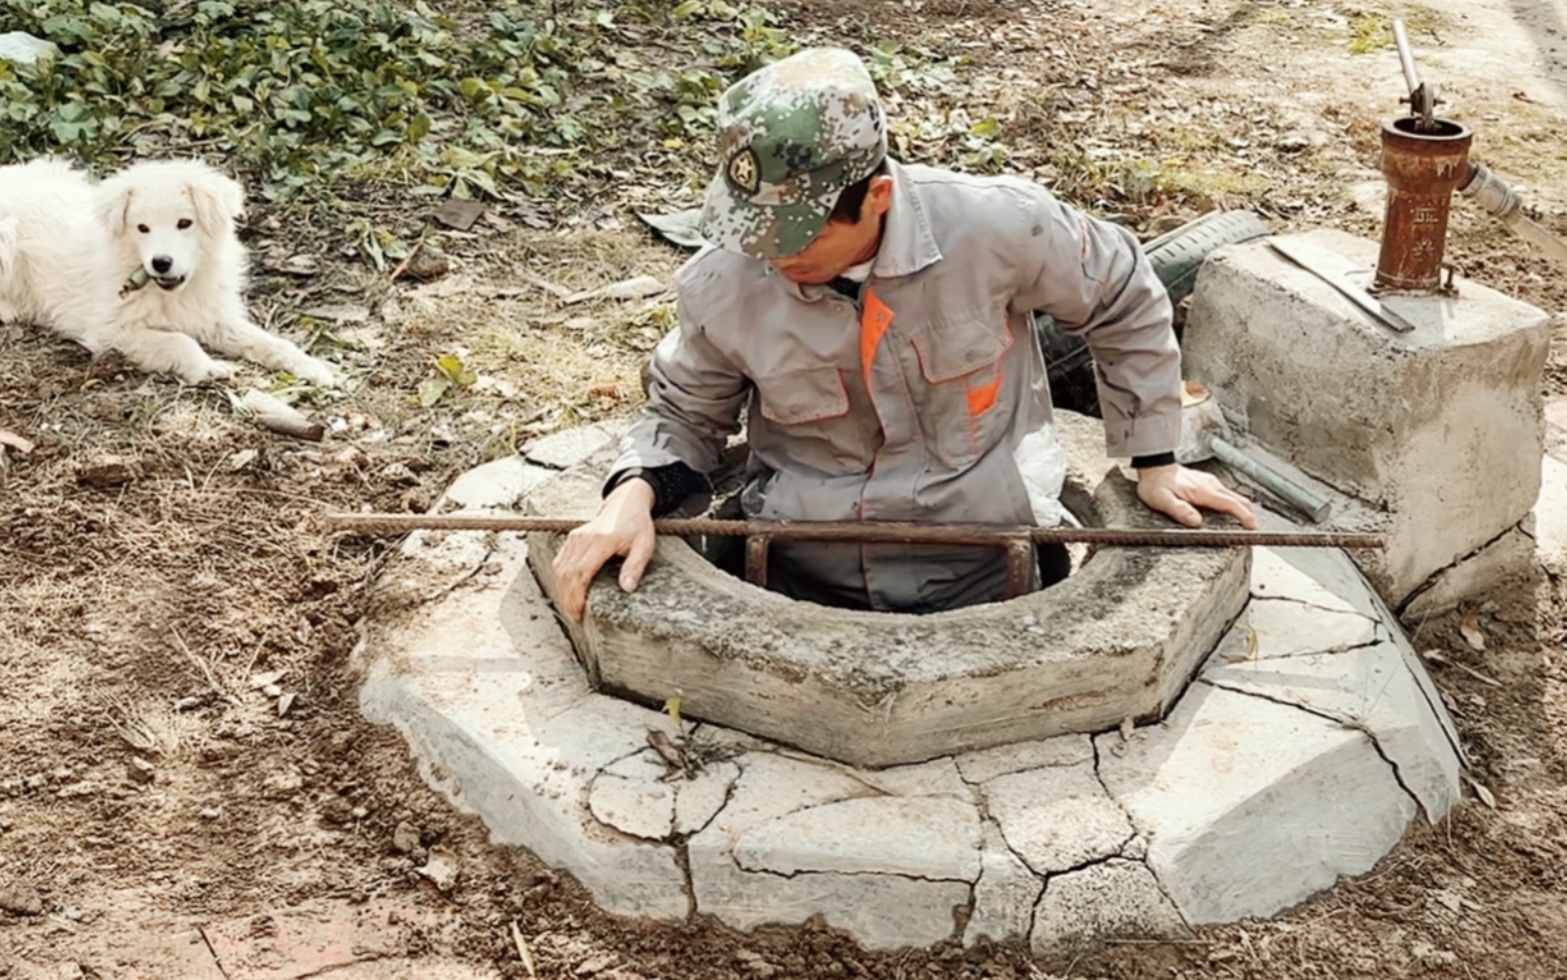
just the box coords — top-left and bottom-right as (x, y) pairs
(263, 767), (304, 797)
(402, 243), (450, 282)
(276, 693), (296, 717)
(75, 455), (138, 487)
(127, 757), (156, 785)
(351, 806), (369, 820)
(200, 807), (221, 820)
(0, 880), (44, 916)
(262, 683), (283, 698)
(736, 950), (779, 977)
(24, 774), (45, 791)
(417, 846), (460, 892)
(392, 821), (421, 854)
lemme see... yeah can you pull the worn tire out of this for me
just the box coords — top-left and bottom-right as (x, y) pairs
(1039, 209), (1270, 417)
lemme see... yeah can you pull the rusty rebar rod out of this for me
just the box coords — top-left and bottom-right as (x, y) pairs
(327, 513), (1386, 549)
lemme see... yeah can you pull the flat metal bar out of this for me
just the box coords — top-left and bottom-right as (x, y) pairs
(328, 513), (1386, 550)
(1267, 239), (1416, 333)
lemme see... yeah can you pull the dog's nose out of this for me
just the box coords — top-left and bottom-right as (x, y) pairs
(151, 256), (172, 274)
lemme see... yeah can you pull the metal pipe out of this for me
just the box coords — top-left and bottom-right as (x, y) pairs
(328, 513), (1385, 549)
(1392, 20), (1422, 105)
(1460, 162), (1567, 272)
(1207, 437), (1333, 523)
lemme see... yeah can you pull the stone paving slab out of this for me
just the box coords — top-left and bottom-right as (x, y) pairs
(1210, 597), (1381, 664)
(965, 823), (1042, 948)
(359, 435), (1468, 956)
(1031, 859), (1188, 957)
(1204, 642), (1461, 820)
(733, 796), (981, 879)
(523, 422), (623, 472)
(1096, 684), (1418, 925)
(986, 762), (1134, 874)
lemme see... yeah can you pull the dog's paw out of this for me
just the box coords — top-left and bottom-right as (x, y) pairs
(293, 358), (338, 388)
(180, 359), (235, 384)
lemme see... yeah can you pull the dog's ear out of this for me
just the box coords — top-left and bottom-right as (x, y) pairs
(190, 171), (247, 233)
(96, 177), (133, 237)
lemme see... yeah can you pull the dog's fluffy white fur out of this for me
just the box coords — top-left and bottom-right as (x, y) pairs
(0, 158), (334, 386)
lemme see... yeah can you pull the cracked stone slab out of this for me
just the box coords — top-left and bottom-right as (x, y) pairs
(1031, 859), (1188, 957)
(360, 517), (688, 921)
(1249, 546), (1375, 616)
(675, 759), (740, 836)
(733, 796), (982, 880)
(523, 422), (622, 471)
(965, 822), (1043, 948)
(956, 735), (1094, 784)
(688, 753), (968, 949)
(847, 756), (970, 798)
(1209, 597), (1378, 664)
(589, 751), (676, 840)
(986, 762), (1134, 874)
(1096, 684), (1417, 925)
(1205, 642), (1461, 821)
(441, 455), (557, 510)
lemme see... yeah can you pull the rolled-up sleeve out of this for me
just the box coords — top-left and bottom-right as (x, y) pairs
(1006, 186), (1181, 458)
(611, 305), (749, 476)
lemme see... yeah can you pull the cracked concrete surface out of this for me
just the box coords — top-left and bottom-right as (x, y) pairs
(357, 426), (1465, 954)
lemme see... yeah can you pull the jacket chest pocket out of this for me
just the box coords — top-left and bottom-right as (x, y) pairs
(910, 319), (1015, 467)
(755, 366), (850, 426)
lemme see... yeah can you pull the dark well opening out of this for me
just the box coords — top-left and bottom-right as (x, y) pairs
(676, 443), (1095, 612)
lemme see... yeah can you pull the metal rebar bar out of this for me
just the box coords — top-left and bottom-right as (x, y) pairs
(327, 513), (1386, 549)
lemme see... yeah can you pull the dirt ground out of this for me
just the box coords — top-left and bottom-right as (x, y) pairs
(5, 0), (1567, 977)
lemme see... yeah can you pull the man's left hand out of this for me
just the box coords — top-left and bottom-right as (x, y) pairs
(1135, 463), (1258, 529)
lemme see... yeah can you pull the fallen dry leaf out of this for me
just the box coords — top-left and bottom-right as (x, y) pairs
(1460, 608), (1486, 652)
(0, 428), (35, 455)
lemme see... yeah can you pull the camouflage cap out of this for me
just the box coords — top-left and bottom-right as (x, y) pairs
(697, 47), (887, 260)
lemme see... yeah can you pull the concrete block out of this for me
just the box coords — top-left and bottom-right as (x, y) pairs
(528, 451), (1250, 767)
(1401, 524), (1538, 621)
(1030, 859), (1188, 957)
(965, 823), (1043, 948)
(986, 762), (1134, 874)
(1185, 229), (1551, 605)
(1204, 642), (1462, 820)
(1095, 684), (1417, 924)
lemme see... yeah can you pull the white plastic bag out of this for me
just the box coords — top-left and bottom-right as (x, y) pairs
(0, 32), (57, 66)
(1014, 424), (1068, 528)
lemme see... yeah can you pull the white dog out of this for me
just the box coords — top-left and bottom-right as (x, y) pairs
(0, 158), (335, 386)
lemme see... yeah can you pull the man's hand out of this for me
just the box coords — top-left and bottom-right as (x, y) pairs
(1135, 463), (1258, 529)
(551, 478), (658, 622)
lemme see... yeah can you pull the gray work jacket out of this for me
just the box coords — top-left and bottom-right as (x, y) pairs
(612, 160), (1180, 611)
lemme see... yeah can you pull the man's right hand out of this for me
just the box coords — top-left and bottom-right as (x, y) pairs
(551, 478), (658, 623)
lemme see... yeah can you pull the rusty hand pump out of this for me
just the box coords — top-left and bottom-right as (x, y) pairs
(1374, 20), (1472, 293)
